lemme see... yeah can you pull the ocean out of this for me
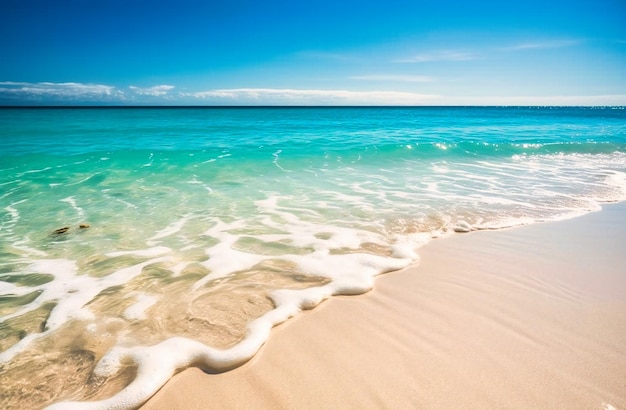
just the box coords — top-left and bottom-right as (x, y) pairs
(1, 106), (625, 409)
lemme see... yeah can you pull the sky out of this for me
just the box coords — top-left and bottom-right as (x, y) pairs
(1, 0), (625, 105)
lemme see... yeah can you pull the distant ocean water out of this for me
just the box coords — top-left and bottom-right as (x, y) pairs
(1, 106), (625, 408)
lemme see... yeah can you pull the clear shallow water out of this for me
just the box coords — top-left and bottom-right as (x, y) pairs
(1, 107), (625, 408)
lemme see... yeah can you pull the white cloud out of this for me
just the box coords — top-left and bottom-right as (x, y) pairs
(182, 88), (440, 105)
(2, 82), (623, 106)
(129, 85), (175, 96)
(349, 75), (435, 83)
(0, 81), (33, 86)
(501, 39), (581, 51)
(393, 39), (579, 65)
(0, 82), (178, 103)
(0, 81), (123, 101)
(395, 50), (477, 63)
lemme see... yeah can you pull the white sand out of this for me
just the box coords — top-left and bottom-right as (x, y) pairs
(143, 203), (626, 410)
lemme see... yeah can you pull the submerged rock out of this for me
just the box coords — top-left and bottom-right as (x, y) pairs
(51, 224), (89, 235)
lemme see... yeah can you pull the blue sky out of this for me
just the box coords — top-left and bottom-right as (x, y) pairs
(1, 0), (625, 105)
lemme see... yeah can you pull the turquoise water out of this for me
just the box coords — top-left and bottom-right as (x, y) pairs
(1, 107), (626, 408)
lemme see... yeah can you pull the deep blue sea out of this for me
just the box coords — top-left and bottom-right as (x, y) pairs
(1, 107), (625, 408)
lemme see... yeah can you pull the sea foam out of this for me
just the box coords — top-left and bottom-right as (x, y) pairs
(46, 251), (412, 409)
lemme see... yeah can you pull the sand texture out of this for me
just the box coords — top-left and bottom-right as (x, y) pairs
(143, 203), (626, 410)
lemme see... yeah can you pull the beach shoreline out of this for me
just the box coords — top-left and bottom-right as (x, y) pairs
(143, 202), (626, 410)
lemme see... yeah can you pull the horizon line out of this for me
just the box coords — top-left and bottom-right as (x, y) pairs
(1, 105), (624, 109)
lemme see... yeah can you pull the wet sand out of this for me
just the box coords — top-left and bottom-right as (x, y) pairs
(143, 203), (626, 410)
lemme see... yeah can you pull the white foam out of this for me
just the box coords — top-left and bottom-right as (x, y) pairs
(11, 238), (47, 259)
(60, 196), (85, 219)
(147, 217), (189, 245)
(390, 232), (431, 259)
(5, 201), (23, 220)
(283, 249), (411, 282)
(122, 293), (158, 321)
(253, 195), (388, 251)
(197, 247), (264, 285)
(0, 257), (171, 364)
(22, 166), (52, 175)
(604, 170), (626, 200)
(117, 197), (138, 208)
(1, 200), (28, 234)
(193, 221), (266, 290)
(142, 152), (155, 168)
(65, 173), (100, 187)
(46, 250), (412, 410)
(106, 246), (171, 258)
(425, 182), (439, 192)
(201, 152), (231, 164)
(453, 220), (473, 233)
(272, 149), (290, 172)
(0, 179), (19, 187)
(469, 194), (536, 207)
(169, 261), (189, 277)
(0, 281), (25, 294)
(67, 159), (90, 166)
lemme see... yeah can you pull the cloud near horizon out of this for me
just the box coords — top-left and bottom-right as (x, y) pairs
(128, 85), (175, 96)
(0, 81), (121, 100)
(1, 81), (625, 106)
(0, 82), (180, 103)
(183, 88), (441, 105)
(0, 82), (441, 105)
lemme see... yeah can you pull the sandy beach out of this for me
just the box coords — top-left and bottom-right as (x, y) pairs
(143, 203), (626, 410)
